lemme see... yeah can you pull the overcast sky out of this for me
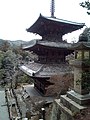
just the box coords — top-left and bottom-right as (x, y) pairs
(0, 0), (90, 42)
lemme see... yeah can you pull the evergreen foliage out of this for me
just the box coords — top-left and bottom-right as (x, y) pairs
(0, 39), (33, 87)
(80, 0), (90, 14)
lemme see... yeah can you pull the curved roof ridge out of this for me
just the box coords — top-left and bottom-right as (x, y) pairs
(26, 14), (85, 36)
(28, 13), (85, 28)
(40, 13), (85, 26)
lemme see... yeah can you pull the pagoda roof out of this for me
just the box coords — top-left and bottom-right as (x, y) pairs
(23, 39), (72, 50)
(38, 41), (72, 48)
(19, 62), (72, 78)
(26, 14), (85, 36)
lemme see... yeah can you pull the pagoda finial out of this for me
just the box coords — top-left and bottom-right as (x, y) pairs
(50, 0), (55, 18)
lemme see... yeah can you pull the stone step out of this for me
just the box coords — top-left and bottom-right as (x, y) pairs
(60, 95), (86, 113)
(67, 90), (90, 105)
(55, 99), (73, 116)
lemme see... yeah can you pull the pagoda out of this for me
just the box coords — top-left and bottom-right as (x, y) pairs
(20, 0), (85, 96)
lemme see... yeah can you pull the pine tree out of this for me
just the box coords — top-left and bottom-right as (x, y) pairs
(80, 1), (90, 14)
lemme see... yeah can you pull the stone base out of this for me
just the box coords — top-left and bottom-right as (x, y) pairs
(55, 99), (73, 120)
(60, 95), (86, 112)
(67, 90), (90, 105)
(54, 90), (90, 120)
(55, 94), (87, 120)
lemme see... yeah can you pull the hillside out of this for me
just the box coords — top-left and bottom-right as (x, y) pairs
(9, 40), (26, 47)
(0, 39), (29, 48)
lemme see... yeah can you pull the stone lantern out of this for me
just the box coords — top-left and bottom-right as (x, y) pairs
(68, 38), (90, 105)
(55, 35), (90, 120)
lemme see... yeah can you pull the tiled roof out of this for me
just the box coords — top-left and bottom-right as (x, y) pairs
(20, 62), (72, 78)
(19, 62), (43, 76)
(38, 41), (72, 48)
(46, 16), (85, 26)
(23, 39), (72, 50)
(38, 63), (72, 77)
(26, 14), (85, 36)
(23, 40), (37, 50)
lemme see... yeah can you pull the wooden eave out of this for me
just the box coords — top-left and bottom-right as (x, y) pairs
(23, 40), (72, 51)
(26, 14), (85, 36)
(38, 41), (72, 49)
(23, 40), (38, 50)
(23, 43), (39, 51)
(20, 63), (72, 79)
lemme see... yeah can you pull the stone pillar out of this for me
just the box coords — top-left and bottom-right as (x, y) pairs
(55, 42), (90, 120)
(74, 66), (83, 94)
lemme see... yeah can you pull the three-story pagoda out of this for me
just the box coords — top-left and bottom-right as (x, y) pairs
(20, 0), (85, 96)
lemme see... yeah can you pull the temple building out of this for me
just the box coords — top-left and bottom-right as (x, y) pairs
(20, 0), (85, 96)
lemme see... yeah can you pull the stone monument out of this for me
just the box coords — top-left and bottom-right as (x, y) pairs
(56, 34), (90, 120)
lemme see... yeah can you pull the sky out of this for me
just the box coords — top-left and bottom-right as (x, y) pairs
(0, 0), (90, 42)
